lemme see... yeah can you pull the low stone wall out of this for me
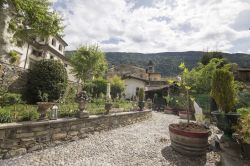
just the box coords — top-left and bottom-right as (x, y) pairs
(0, 110), (152, 159)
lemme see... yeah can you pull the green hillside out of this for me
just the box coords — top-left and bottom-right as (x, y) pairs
(65, 51), (250, 76)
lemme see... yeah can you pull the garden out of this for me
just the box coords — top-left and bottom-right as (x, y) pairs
(0, 46), (138, 124)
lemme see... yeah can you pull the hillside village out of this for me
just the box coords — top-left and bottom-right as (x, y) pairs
(0, 0), (250, 166)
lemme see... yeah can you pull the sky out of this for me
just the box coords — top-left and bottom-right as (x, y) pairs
(52, 0), (250, 53)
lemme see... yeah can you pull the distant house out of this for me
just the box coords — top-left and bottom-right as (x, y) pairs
(236, 68), (250, 82)
(107, 61), (168, 99)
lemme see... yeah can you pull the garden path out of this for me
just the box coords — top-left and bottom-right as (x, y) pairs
(0, 112), (219, 166)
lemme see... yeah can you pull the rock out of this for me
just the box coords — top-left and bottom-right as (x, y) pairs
(16, 132), (34, 138)
(0, 130), (5, 140)
(4, 148), (26, 159)
(27, 145), (43, 153)
(52, 132), (67, 140)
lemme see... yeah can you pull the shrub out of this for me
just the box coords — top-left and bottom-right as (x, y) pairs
(237, 108), (250, 117)
(235, 114), (250, 143)
(17, 109), (39, 121)
(59, 103), (78, 117)
(92, 78), (108, 98)
(26, 60), (68, 103)
(8, 51), (20, 64)
(0, 108), (12, 123)
(110, 75), (125, 99)
(1, 93), (22, 106)
(211, 69), (237, 113)
(138, 88), (145, 101)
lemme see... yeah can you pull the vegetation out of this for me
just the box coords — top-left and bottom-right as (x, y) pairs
(200, 52), (224, 65)
(235, 108), (250, 143)
(26, 60), (68, 103)
(138, 88), (145, 101)
(8, 51), (20, 64)
(0, 93), (22, 107)
(110, 75), (125, 99)
(1, 0), (63, 44)
(211, 69), (237, 113)
(0, 108), (12, 123)
(84, 78), (108, 98)
(70, 45), (108, 91)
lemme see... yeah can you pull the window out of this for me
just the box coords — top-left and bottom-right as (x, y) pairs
(64, 63), (68, 68)
(59, 44), (63, 51)
(50, 55), (54, 59)
(51, 38), (56, 46)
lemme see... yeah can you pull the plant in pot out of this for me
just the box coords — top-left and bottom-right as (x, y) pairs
(164, 90), (175, 114)
(210, 69), (240, 138)
(138, 88), (145, 111)
(169, 63), (210, 156)
(37, 91), (55, 120)
(234, 108), (250, 160)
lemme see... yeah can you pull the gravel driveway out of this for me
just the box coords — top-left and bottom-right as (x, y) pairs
(0, 112), (219, 166)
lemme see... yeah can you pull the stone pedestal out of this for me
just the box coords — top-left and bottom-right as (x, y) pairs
(216, 134), (250, 166)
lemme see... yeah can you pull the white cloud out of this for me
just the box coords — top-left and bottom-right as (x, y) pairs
(53, 0), (250, 53)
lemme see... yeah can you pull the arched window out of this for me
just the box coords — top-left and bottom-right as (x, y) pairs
(51, 38), (56, 46)
(59, 44), (63, 51)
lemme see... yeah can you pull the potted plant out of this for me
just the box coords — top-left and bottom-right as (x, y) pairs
(211, 69), (240, 137)
(169, 63), (210, 156)
(138, 88), (145, 111)
(234, 108), (250, 160)
(37, 91), (54, 120)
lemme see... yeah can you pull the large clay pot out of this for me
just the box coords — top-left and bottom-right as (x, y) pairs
(211, 111), (240, 137)
(169, 123), (210, 156)
(37, 102), (55, 120)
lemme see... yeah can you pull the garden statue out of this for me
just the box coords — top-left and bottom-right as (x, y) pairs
(76, 91), (89, 118)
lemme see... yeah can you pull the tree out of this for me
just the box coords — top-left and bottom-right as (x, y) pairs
(110, 75), (125, 99)
(211, 69), (237, 113)
(26, 60), (68, 103)
(200, 52), (224, 65)
(70, 45), (108, 91)
(1, 0), (63, 43)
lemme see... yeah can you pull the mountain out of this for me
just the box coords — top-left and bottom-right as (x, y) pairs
(65, 51), (250, 76)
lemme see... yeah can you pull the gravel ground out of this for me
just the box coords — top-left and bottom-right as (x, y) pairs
(0, 112), (220, 166)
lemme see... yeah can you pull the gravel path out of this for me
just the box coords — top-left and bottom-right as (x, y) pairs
(0, 112), (219, 166)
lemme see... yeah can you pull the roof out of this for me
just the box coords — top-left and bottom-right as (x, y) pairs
(56, 35), (68, 46)
(238, 68), (250, 72)
(122, 75), (148, 83)
(145, 85), (169, 92)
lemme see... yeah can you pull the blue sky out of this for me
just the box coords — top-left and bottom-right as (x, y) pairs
(53, 0), (250, 53)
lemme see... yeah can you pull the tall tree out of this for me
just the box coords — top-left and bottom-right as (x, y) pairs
(1, 0), (63, 43)
(70, 45), (108, 92)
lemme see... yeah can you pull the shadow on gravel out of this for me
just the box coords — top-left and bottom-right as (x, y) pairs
(161, 145), (207, 166)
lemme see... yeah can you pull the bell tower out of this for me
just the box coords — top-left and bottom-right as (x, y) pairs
(147, 60), (155, 73)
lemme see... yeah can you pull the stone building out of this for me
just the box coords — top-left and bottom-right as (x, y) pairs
(0, 7), (76, 83)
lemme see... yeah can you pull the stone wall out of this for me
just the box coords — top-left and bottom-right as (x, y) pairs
(0, 111), (152, 159)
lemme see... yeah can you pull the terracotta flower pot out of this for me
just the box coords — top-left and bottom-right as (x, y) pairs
(169, 123), (210, 156)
